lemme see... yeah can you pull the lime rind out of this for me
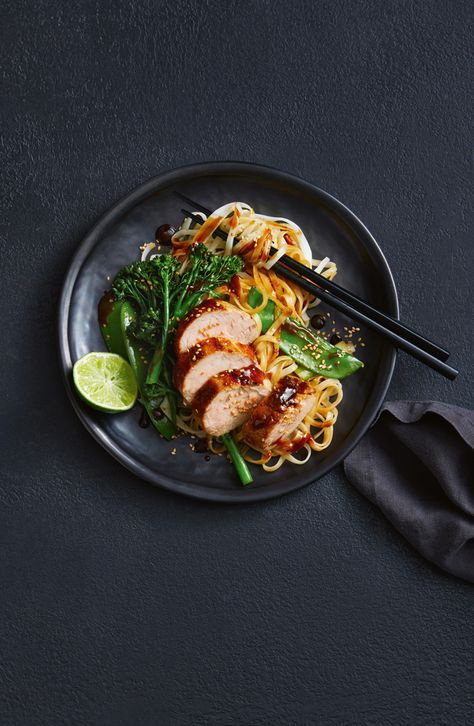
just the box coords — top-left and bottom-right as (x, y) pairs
(73, 352), (138, 413)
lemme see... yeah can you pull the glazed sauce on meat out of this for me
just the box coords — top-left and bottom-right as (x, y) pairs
(277, 384), (298, 409)
(251, 376), (309, 429)
(98, 290), (116, 328)
(185, 299), (222, 325)
(252, 416), (269, 429)
(224, 365), (264, 386)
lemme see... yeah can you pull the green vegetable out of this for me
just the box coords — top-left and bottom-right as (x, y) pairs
(248, 287), (363, 379)
(171, 243), (243, 321)
(294, 366), (315, 381)
(247, 287), (276, 334)
(112, 254), (181, 387)
(98, 291), (129, 359)
(112, 244), (243, 392)
(280, 318), (363, 379)
(120, 301), (176, 440)
(221, 433), (253, 486)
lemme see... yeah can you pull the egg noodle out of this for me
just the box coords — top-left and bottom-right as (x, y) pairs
(144, 202), (343, 472)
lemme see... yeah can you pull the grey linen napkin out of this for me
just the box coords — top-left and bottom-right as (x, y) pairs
(344, 401), (474, 583)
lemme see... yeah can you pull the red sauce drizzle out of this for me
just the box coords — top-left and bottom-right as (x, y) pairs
(195, 216), (223, 243)
(239, 241), (257, 256)
(251, 376), (310, 429)
(224, 365), (265, 387)
(230, 274), (241, 297)
(275, 433), (312, 453)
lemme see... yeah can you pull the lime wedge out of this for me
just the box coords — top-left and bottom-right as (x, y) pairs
(73, 352), (138, 413)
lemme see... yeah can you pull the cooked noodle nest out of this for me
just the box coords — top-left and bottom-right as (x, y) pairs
(147, 202), (346, 472)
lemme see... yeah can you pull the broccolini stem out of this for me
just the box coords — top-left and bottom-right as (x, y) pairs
(146, 275), (170, 385)
(120, 301), (176, 440)
(162, 277), (170, 340)
(221, 434), (253, 486)
(146, 345), (165, 385)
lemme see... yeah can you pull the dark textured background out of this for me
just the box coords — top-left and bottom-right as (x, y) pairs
(1, 1), (473, 724)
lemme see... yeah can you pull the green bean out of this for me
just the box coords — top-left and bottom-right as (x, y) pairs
(248, 288), (363, 379)
(221, 434), (253, 486)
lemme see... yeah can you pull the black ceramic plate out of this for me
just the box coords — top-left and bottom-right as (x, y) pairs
(59, 162), (398, 502)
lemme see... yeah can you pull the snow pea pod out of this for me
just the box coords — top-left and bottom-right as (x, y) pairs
(98, 290), (128, 359)
(120, 301), (176, 440)
(248, 287), (363, 380)
(247, 287), (276, 333)
(280, 319), (363, 379)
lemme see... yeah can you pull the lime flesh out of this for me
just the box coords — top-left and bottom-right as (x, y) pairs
(73, 352), (138, 413)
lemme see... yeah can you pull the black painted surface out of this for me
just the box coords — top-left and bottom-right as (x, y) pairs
(1, 1), (472, 724)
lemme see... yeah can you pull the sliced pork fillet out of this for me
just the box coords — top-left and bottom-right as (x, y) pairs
(192, 366), (271, 437)
(175, 299), (259, 354)
(174, 337), (257, 405)
(242, 375), (316, 451)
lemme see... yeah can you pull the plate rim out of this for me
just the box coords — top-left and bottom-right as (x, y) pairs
(58, 160), (399, 502)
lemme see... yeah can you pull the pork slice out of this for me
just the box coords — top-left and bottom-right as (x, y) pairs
(192, 366), (271, 437)
(242, 375), (316, 451)
(174, 337), (257, 405)
(175, 299), (259, 354)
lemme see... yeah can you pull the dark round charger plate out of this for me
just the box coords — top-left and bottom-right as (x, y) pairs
(58, 162), (398, 502)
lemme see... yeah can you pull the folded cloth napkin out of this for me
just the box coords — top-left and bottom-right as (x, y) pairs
(344, 401), (474, 583)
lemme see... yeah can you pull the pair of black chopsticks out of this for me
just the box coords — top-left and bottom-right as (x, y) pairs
(173, 192), (458, 380)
